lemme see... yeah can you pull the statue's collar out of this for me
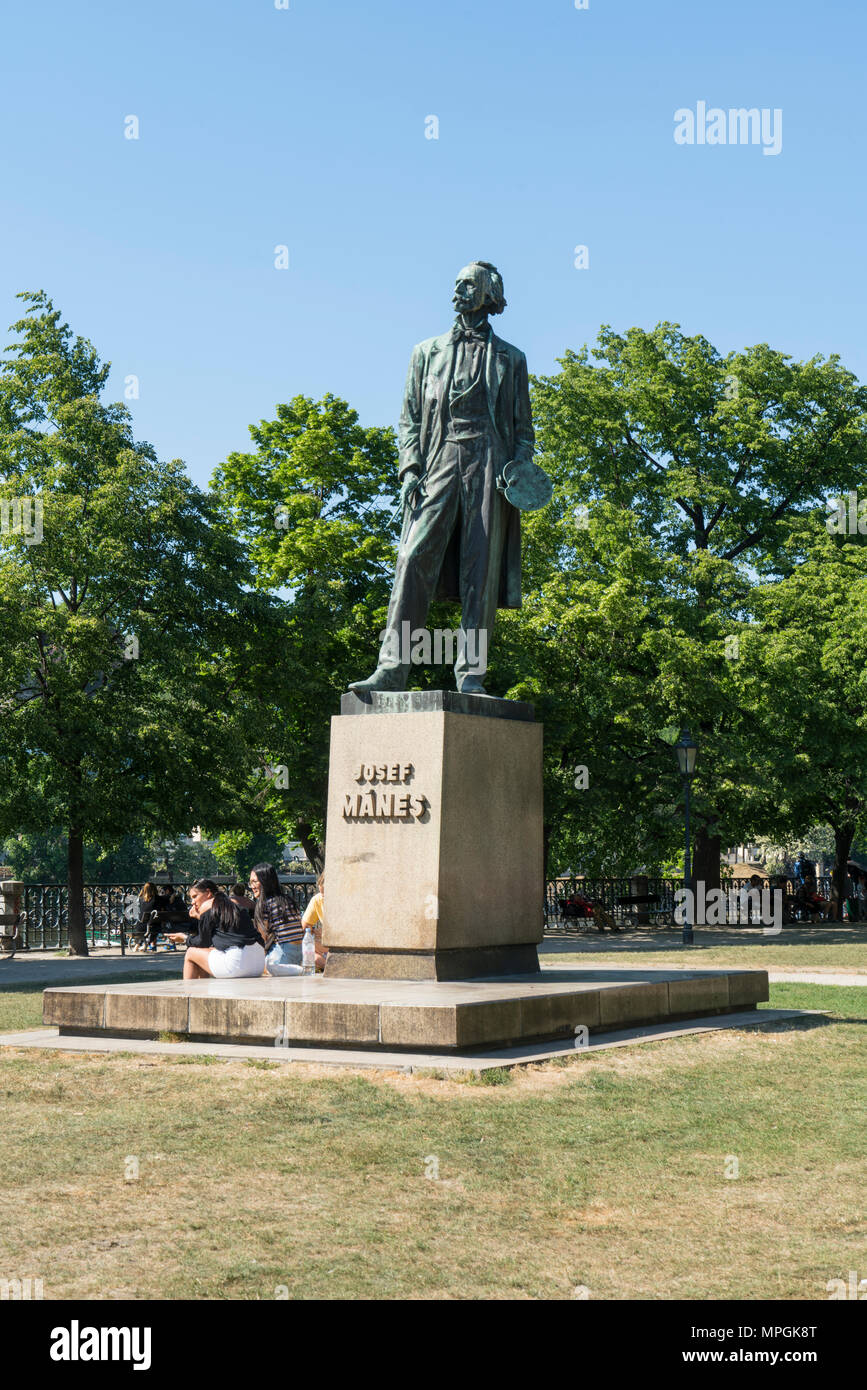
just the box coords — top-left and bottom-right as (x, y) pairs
(450, 317), (491, 345)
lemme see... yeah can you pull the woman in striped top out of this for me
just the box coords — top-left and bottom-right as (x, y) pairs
(250, 862), (305, 976)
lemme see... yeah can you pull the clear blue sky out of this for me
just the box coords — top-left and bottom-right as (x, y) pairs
(1, 0), (864, 488)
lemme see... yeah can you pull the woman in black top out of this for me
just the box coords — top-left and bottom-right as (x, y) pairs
(166, 879), (265, 980)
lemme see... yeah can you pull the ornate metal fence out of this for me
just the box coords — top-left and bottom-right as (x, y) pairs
(545, 876), (682, 931)
(544, 875), (838, 930)
(16, 877), (318, 951)
(11, 872), (844, 949)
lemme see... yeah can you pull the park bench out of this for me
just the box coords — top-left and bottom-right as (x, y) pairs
(614, 892), (673, 928)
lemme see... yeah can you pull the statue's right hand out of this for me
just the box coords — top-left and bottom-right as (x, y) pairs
(401, 472), (423, 510)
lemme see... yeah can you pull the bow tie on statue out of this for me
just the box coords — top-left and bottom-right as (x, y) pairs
(455, 326), (488, 344)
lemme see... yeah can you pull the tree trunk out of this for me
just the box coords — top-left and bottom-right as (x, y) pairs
(295, 822), (324, 875)
(67, 828), (89, 956)
(692, 827), (721, 897)
(831, 824), (854, 920)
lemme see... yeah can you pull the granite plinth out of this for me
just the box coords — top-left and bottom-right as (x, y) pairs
(324, 943), (541, 981)
(43, 967), (770, 1053)
(324, 696), (544, 979)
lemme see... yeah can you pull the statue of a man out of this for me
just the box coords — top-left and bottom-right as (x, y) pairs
(350, 261), (547, 697)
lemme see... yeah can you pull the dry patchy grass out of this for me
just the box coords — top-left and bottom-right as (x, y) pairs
(0, 984), (863, 1301)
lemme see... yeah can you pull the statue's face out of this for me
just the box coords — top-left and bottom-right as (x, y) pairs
(452, 265), (487, 315)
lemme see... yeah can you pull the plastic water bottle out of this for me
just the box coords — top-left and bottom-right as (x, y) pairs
(301, 926), (316, 977)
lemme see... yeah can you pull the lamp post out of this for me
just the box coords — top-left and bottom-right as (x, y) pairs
(674, 728), (698, 946)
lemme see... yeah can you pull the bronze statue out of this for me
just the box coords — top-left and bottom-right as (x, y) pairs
(350, 261), (551, 697)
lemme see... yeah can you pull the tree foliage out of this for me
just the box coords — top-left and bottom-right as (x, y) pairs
(210, 394), (400, 864)
(0, 293), (276, 949)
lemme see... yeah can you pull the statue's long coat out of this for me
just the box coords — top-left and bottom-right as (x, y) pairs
(397, 325), (535, 610)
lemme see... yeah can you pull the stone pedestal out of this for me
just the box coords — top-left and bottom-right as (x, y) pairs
(322, 691), (544, 980)
(42, 969), (772, 1051)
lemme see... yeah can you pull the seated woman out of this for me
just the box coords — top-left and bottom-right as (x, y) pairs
(132, 882), (170, 952)
(795, 876), (831, 922)
(249, 862), (306, 976)
(166, 878), (265, 980)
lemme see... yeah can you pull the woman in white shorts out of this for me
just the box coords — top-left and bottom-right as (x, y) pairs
(167, 879), (265, 980)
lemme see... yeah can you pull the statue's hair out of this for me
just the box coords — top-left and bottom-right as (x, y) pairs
(469, 261), (507, 316)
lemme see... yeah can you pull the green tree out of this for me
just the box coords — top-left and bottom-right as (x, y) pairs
(161, 839), (219, 882)
(1, 831), (69, 882)
(738, 522), (867, 912)
(1, 830), (155, 883)
(531, 323), (867, 886)
(211, 394), (399, 866)
(0, 293), (276, 952)
(84, 835), (154, 884)
(493, 498), (754, 877)
(212, 830), (284, 881)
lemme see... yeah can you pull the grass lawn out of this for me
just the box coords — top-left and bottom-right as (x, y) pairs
(0, 981), (864, 1300)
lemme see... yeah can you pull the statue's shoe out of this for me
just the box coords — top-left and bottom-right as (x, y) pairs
(348, 667), (407, 694)
(457, 676), (489, 696)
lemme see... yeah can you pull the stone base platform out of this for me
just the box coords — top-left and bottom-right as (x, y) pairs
(43, 967), (769, 1053)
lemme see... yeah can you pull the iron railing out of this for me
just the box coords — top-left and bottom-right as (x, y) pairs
(15, 877), (318, 952)
(544, 875), (840, 930)
(9, 872), (847, 950)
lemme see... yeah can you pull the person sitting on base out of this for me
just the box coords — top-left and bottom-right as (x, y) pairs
(166, 879), (265, 980)
(301, 871), (328, 971)
(249, 862), (306, 976)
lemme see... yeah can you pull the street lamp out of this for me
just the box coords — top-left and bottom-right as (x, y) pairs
(674, 728), (698, 945)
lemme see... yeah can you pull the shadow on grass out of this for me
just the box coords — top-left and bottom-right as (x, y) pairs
(756, 1012), (837, 1033)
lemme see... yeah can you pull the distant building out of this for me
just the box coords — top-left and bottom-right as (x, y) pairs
(724, 844), (762, 865)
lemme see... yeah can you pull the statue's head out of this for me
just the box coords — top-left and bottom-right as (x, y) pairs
(452, 261), (507, 318)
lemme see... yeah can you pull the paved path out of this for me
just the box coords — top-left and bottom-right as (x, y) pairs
(539, 961), (865, 987)
(540, 924), (867, 953)
(761, 972), (865, 987)
(0, 951), (183, 986)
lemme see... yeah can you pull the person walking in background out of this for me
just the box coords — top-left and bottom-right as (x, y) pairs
(249, 862), (306, 976)
(845, 865), (862, 923)
(301, 871), (328, 971)
(165, 879), (265, 979)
